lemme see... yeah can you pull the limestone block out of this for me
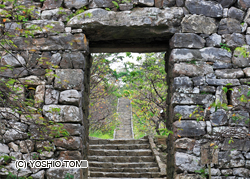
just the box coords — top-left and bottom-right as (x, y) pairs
(200, 47), (232, 63)
(175, 152), (203, 172)
(30, 170), (45, 179)
(119, 3), (133, 10)
(0, 108), (19, 120)
(43, 105), (81, 123)
(172, 93), (214, 106)
(206, 33), (222, 47)
(0, 162), (32, 177)
(170, 49), (202, 63)
(173, 120), (206, 137)
(46, 168), (82, 179)
(228, 111), (249, 126)
(170, 33), (205, 49)
(232, 46), (250, 67)
(237, 0), (250, 10)
(60, 52), (86, 69)
(200, 86), (216, 93)
(0, 67), (28, 78)
(185, 0), (223, 17)
(222, 138), (244, 150)
(19, 140), (34, 153)
(244, 9), (250, 25)
(243, 67), (250, 77)
(39, 151), (54, 159)
(181, 15), (218, 34)
(3, 129), (28, 143)
(1, 54), (26, 67)
(173, 77), (193, 93)
(0, 143), (10, 153)
(210, 109), (228, 126)
(53, 136), (82, 150)
(9, 152), (22, 160)
(218, 18), (241, 34)
(228, 7), (245, 21)
(42, 0), (63, 10)
(230, 85), (250, 108)
(7, 120), (28, 132)
(216, 0), (236, 8)
(18, 76), (45, 85)
(174, 105), (204, 120)
(138, 0), (154, 6)
(34, 85), (45, 108)
(213, 126), (248, 138)
(175, 138), (195, 150)
(192, 76), (205, 86)
(222, 33), (246, 48)
(215, 86), (228, 104)
(20, 114), (43, 125)
(206, 79), (240, 86)
(64, 0), (89, 9)
(59, 90), (81, 106)
(213, 62), (233, 69)
(41, 8), (72, 22)
(36, 141), (55, 152)
(8, 142), (19, 152)
(221, 169), (233, 175)
(173, 63), (213, 77)
(45, 88), (59, 105)
(54, 69), (84, 90)
(233, 168), (250, 176)
(215, 69), (244, 79)
(89, 0), (115, 8)
(58, 151), (82, 160)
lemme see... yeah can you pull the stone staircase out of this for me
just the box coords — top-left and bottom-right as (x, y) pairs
(88, 136), (166, 178)
(114, 98), (134, 139)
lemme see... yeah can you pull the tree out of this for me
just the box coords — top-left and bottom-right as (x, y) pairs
(120, 53), (168, 137)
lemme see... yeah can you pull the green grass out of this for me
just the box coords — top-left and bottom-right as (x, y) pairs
(89, 131), (113, 139)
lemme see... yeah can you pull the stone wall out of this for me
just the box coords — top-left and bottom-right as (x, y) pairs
(1, 0), (250, 178)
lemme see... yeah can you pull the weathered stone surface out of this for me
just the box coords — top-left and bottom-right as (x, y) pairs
(172, 93), (214, 106)
(229, 111), (249, 126)
(173, 77), (193, 93)
(216, 0), (236, 8)
(36, 141), (55, 152)
(215, 86), (228, 104)
(42, 0), (63, 10)
(213, 126), (248, 138)
(59, 90), (81, 106)
(170, 33), (205, 49)
(45, 88), (59, 105)
(60, 52), (86, 69)
(200, 47), (232, 63)
(175, 174), (206, 179)
(222, 138), (244, 150)
(206, 33), (222, 47)
(18, 76), (45, 85)
(54, 69), (84, 90)
(213, 62), (233, 69)
(138, 0), (155, 6)
(221, 169), (233, 175)
(46, 168), (82, 179)
(58, 151), (82, 160)
(232, 46), (250, 67)
(222, 33), (246, 48)
(181, 15), (218, 34)
(218, 18), (242, 34)
(210, 109), (227, 126)
(1, 54), (26, 67)
(119, 3), (133, 10)
(89, 0), (115, 8)
(243, 67), (250, 77)
(7, 120), (28, 132)
(215, 69), (244, 79)
(4, 22), (22, 36)
(24, 20), (65, 36)
(41, 8), (72, 22)
(30, 170), (45, 179)
(0, 67), (28, 78)
(20, 114), (43, 125)
(174, 105), (204, 120)
(175, 152), (203, 172)
(200, 86), (216, 93)
(0, 162), (32, 177)
(20, 140), (34, 153)
(39, 151), (54, 159)
(201, 143), (219, 164)
(3, 129), (28, 143)
(206, 79), (241, 86)
(54, 136), (82, 150)
(57, 123), (82, 136)
(67, 8), (184, 41)
(237, 0), (250, 10)
(244, 9), (250, 25)
(155, 0), (175, 8)
(43, 105), (81, 123)
(192, 76), (205, 86)
(185, 0), (223, 17)
(170, 49), (202, 63)
(173, 63), (213, 77)
(228, 7), (245, 21)
(0, 143), (10, 153)
(230, 85), (250, 108)
(8, 142), (19, 152)
(34, 85), (45, 108)
(173, 120), (206, 137)
(175, 138), (195, 150)
(233, 168), (250, 176)
(0, 108), (19, 120)
(64, 0), (88, 9)
(9, 152), (22, 160)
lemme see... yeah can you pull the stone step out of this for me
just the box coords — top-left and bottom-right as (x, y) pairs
(88, 162), (158, 168)
(90, 172), (161, 178)
(89, 149), (152, 156)
(88, 156), (155, 163)
(89, 144), (150, 150)
(89, 167), (159, 172)
(89, 139), (148, 145)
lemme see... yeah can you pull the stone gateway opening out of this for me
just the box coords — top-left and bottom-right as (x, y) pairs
(1, 0), (250, 178)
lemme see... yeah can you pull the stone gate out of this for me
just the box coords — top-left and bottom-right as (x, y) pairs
(1, 0), (250, 178)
